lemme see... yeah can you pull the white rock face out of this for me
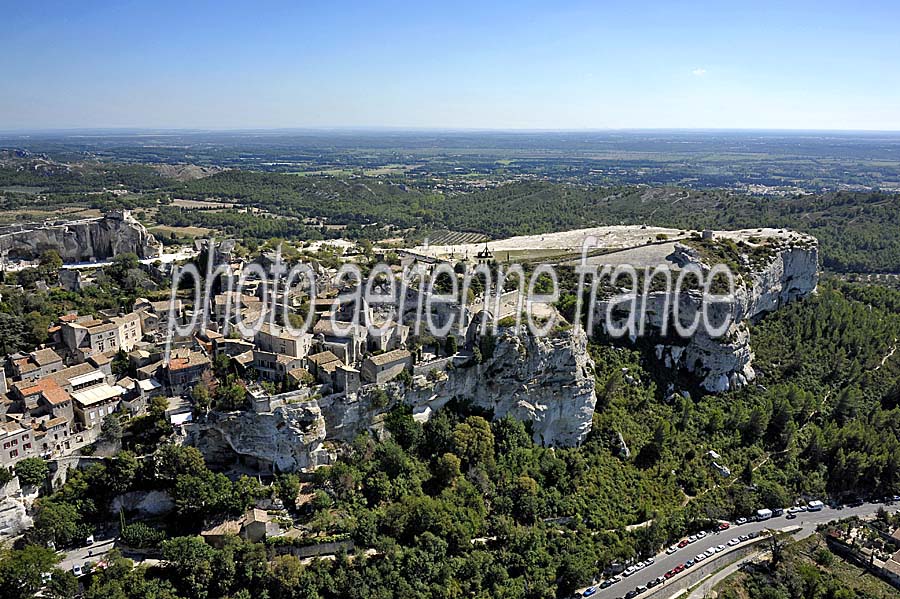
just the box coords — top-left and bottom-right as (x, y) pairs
(189, 326), (598, 471)
(596, 234), (819, 392)
(0, 211), (162, 262)
(407, 327), (598, 447)
(110, 490), (175, 517)
(0, 478), (31, 541)
(190, 400), (330, 473)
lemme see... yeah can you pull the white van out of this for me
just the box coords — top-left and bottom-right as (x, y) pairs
(756, 508), (773, 521)
(807, 500), (824, 512)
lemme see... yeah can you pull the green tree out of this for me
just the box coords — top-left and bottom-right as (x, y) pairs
(452, 416), (495, 470)
(275, 473), (301, 511)
(98, 413), (123, 447)
(106, 451), (139, 494)
(15, 457), (49, 487)
(161, 536), (219, 599)
(0, 545), (61, 599)
(154, 444), (207, 482)
(30, 500), (82, 547)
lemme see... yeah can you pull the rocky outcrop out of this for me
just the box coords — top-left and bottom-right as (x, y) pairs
(596, 232), (819, 392)
(0, 210), (162, 262)
(188, 326), (598, 472)
(189, 398), (330, 473)
(406, 327), (598, 447)
(0, 478), (32, 541)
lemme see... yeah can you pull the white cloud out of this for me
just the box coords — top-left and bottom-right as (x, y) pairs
(692, 68), (707, 77)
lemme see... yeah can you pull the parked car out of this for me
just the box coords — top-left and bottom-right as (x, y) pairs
(72, 564), (83, 577)
(583, 586), (597, 597)
(728, 538), (740, 546)
(697, 530), (707, 538)
(715, 544), (726, 552)
(736, 517), (748, 525)
(678, 539), (690, 548)
(687, 535), (698, 543)
(717, 522), (730, 531)
(666, 545), (678, 554)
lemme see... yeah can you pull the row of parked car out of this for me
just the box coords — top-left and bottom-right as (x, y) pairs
(580, 520), (764, 598)
(580, 497), (900, 598)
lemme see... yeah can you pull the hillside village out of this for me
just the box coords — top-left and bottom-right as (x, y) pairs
(0, 220), (537, 494)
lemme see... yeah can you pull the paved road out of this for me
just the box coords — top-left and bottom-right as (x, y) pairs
(590, 502), (893, 599)
(58, 537), (116, 574)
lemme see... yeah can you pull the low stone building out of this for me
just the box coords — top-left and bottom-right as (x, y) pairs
(164, 349), (211, 396)
(200, 508), (280, 548)
(361, 349), (412, 384)
(9, 348), (64, 383)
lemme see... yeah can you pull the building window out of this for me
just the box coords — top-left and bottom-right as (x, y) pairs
(23, 443), (31, 450)
(9, 450), (17, 458)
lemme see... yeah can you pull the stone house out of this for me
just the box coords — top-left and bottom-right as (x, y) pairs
(361, 349), (412, 384)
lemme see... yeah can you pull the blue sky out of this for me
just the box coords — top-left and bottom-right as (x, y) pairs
(1, 0), (898, 130)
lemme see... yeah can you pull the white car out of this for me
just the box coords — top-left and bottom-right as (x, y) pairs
(695, 553), (706, 562)
(697, 530), (708, 538)
(716, 544), (726, 552)
(623, 566), (637, 577)
(704, 548), (716, 557)
(736, 517), (748, 525)
(688, 535), (698, 543)
(72, 564), (83, 577)
(728, 538), (741, 546)
(666, 545), (678, 554)
(645, 557), (655, 565)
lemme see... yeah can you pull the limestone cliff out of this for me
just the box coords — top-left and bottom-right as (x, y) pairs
(595, 229), (819, 392)
(0, 211), (162, 262)
(406, 327), (598, 447)
(189, 399), (330, 473)
(188, 326), (598, 472)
